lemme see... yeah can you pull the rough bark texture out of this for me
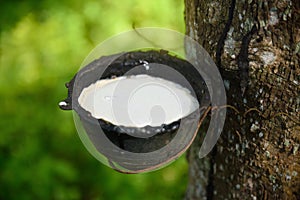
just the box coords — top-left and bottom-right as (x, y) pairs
(185, 0), (300, 199)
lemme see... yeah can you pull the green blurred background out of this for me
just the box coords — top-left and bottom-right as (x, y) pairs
(0, 0), (188, 199)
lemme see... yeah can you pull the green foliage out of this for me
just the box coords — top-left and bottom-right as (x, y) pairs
(0, 0), (187, 199)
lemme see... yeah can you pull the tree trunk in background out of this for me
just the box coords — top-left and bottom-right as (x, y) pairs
(184, 0), (300, 199)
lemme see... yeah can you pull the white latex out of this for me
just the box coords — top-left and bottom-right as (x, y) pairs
(78, 74), (199, 127)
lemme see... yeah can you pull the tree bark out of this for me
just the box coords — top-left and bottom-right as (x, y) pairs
(184, 0), (300, 199)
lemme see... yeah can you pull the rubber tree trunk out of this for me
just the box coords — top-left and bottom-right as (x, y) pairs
(184, 0), (300, 199)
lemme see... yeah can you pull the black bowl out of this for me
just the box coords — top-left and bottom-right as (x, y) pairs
(59, 50), (210, 173)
